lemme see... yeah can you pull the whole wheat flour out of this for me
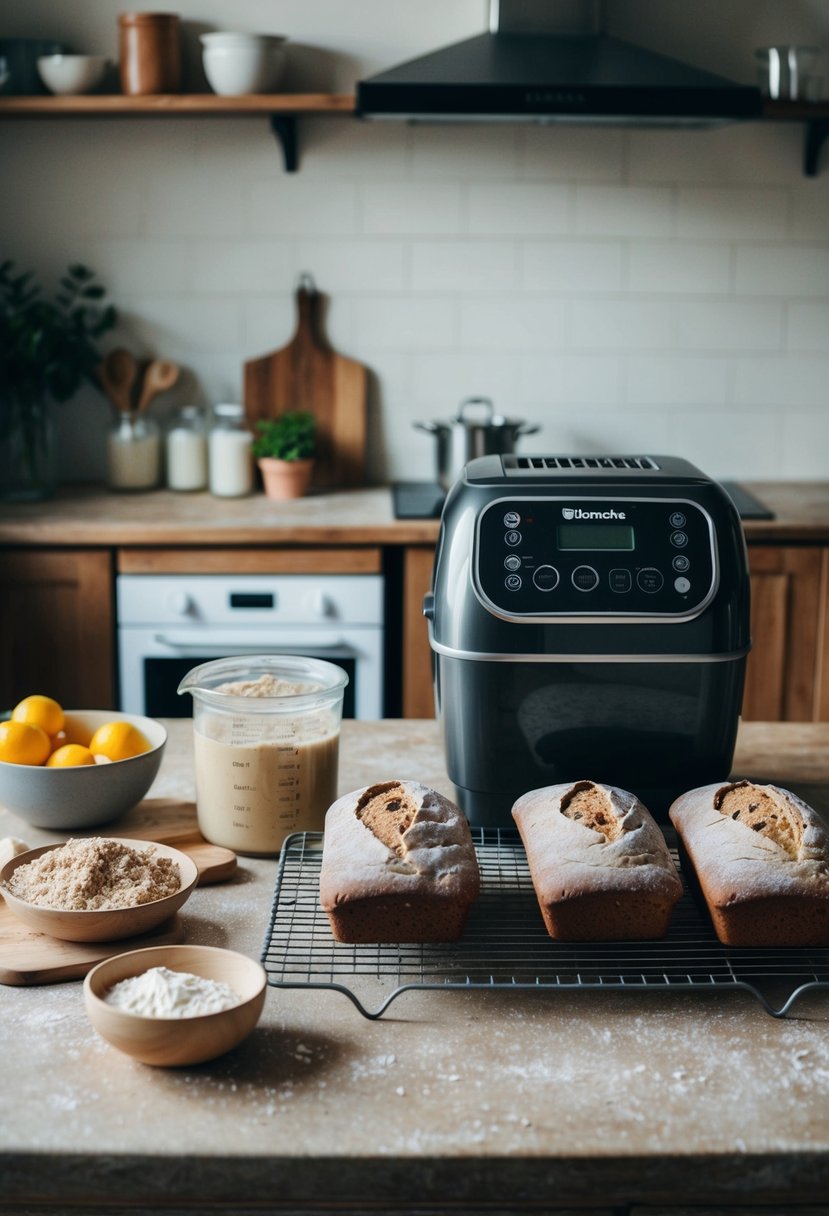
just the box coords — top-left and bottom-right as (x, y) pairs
(4, 837), (181, 910)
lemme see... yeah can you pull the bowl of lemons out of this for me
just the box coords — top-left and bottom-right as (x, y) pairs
(0, 697), (166, 830)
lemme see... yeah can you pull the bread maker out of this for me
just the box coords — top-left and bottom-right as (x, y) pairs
(425, 455), (751, 824)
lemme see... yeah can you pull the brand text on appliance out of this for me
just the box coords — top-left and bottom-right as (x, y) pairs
(562, 507), (627, 520)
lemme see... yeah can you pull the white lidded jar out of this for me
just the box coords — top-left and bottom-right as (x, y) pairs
(107, 414), (161, 491)
(166, 405), (208, 491)
(208, 403), (253, 498)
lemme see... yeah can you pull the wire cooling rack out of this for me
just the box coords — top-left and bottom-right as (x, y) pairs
(260, 827), (829, 1019)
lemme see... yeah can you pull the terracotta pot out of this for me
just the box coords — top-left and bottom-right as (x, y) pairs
(257, 457), (314, 501)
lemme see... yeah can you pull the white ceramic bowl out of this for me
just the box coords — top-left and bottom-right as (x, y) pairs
(201, 41), (286, 95)
(84, 945), (267, 1066)
(200, 31), (286, 49)
(0, 710), (166, 830)
(0, 839), (197, 942)
(36, 54), (110, 95)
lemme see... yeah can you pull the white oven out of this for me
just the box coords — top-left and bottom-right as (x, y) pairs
(117, 573), (384, 719)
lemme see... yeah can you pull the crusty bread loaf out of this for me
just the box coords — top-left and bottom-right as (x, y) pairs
(669, 780), (829, 947)
(511, 780), (682, 941)
(319, 780), (481, 943)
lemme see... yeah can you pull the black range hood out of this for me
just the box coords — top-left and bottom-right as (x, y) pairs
(358, 3), (762, 127)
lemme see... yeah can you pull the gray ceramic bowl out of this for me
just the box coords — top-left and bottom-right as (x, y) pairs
(0, 710), (166, 830)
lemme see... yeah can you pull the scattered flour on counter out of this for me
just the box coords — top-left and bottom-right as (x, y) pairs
(105, 966), (240, 1017)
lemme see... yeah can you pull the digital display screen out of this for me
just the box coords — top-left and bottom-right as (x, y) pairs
(557, 524), (635, 551)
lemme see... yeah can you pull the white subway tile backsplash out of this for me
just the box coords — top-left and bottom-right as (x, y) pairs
(677, 188), (789, 239)
(628, 242), (731, 295)
(736, 244), (829, 298)
(574, 186), (674, 237)
(360, 182), (463, 235)
(571, 300), (674, 350)
(674, 301), (784, 351)
(248, 180), (359, 237)
(410, 241), (516, 292)
(625, 355), (731, 407)
(467, 182), (569, 235)
(3, 4), (828, 487)
(459, 296), (567, 350)
(521, 241), (624, 292)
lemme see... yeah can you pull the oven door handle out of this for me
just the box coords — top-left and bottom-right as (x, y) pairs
(152, 632), (357, 655)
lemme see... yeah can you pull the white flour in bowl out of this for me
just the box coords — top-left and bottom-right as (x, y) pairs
(104, 966), (239, 1017)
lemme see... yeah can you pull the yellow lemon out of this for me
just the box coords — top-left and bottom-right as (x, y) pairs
(0, 720), (51, 766)
(11, 695), (65, 738)
(88, 720), (151, 762)
(51, 719), (93, 750)
(46, 744), (96, 768)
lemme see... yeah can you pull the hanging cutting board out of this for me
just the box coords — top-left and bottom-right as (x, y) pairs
(244, 276), (367, 488)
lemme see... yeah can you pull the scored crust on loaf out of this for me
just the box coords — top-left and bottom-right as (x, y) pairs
(512, 780), (682, 941)
(669, 781), (829, 947)
(319, 780), (481, 943)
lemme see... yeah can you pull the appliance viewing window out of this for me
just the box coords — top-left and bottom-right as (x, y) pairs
(142, 656), (357, 719)
(557, 524), (635, 550)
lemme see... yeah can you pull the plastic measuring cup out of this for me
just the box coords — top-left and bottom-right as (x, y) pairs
(177, 655), (348, 856)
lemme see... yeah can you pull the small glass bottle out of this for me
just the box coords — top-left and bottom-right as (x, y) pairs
(166, 405), (208, 492)
(107, 413), (161, 491)
(208, 403), (253, 498)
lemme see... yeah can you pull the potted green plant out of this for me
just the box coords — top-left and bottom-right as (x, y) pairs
(251, 411), (317, 500)
(0, 261), (117, 501)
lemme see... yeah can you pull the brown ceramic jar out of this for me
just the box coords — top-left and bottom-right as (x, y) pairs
(119, 12), (181, 95)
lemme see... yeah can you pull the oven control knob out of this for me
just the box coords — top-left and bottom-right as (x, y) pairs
(168, 591), (193, 616)
(313, 592), (336, 619)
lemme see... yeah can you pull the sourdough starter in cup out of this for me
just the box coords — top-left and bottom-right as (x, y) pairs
(180, 660), (347, 856)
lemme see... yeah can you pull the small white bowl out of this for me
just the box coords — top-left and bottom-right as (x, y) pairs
(200, 31), (286, 49)
(84, 945), (267, 1066)
(0, 710), (166, 831)
(0, 839), (198, 942)
(37, 54), (110, 95)
(202, 42), (286, 95)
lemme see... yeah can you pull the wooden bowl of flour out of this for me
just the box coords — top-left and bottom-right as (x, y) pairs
(0, 838), (197, 942)
(84, 944), (267, 1066)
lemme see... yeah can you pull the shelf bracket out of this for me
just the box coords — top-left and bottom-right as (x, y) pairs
(269, 114), (298, 172)
(804, 118), (829, 176)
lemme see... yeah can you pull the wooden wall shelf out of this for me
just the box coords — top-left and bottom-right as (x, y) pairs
(0, 93), (357, 171)
(2, 93), (828, 174)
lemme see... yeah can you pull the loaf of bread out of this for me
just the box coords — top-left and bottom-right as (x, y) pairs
(318, 780), (481, 943)
(511, 780), (682, 941)
(669, 780), (829, 947)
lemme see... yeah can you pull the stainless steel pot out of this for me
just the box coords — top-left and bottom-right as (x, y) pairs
(413, 396), (540, 490)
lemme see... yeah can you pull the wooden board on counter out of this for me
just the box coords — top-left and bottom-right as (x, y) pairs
(244, 279), (367, 489)
(0, 799), (237, 985)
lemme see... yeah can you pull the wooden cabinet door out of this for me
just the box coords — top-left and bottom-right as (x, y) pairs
(0, 549), (115, 711)
(743, 545), (827, 721)
(402, 546), (436, 719)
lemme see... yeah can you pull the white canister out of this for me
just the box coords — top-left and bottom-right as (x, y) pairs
(166, 406), (208, 491)
(208, 403), (253, 498)
(107, 415), (161, 491)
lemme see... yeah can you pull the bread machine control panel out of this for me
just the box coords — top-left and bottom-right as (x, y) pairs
(474, 496), (717, 618)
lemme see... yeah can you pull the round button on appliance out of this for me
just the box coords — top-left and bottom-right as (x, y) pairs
(669, 511), (686, 528)
(505, 574), (522, 591)
(503, 511), (521, 528)
(532, 565), (560, 592)
(505, 530), (522, 547)
(504, 554), (521, 572)
(674, 576), (691, 594)
(670, 530), (688, 549)
(672, 554), (690, 573)
(637, 568), (664, 594)
(572, 565), (599, 593)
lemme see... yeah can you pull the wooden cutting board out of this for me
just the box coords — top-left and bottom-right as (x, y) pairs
(244, 277), (367, 488)
(0, 799), (238, 986)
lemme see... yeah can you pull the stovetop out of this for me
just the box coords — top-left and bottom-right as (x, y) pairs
(392, 480), (775, 521)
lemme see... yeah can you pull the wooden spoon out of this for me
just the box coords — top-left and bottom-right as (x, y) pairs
(102, 349), (139, 414)
(136, 360), (180, 414)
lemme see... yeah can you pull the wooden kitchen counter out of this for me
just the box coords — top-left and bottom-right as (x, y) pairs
(2, 719), (829, 1214)
(0, 479), (828, 546)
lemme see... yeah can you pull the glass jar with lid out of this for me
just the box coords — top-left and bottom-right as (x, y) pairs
(208, 403), (253, 498)
(106, 413), (161, 492)
(166, 405), (208, 492)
